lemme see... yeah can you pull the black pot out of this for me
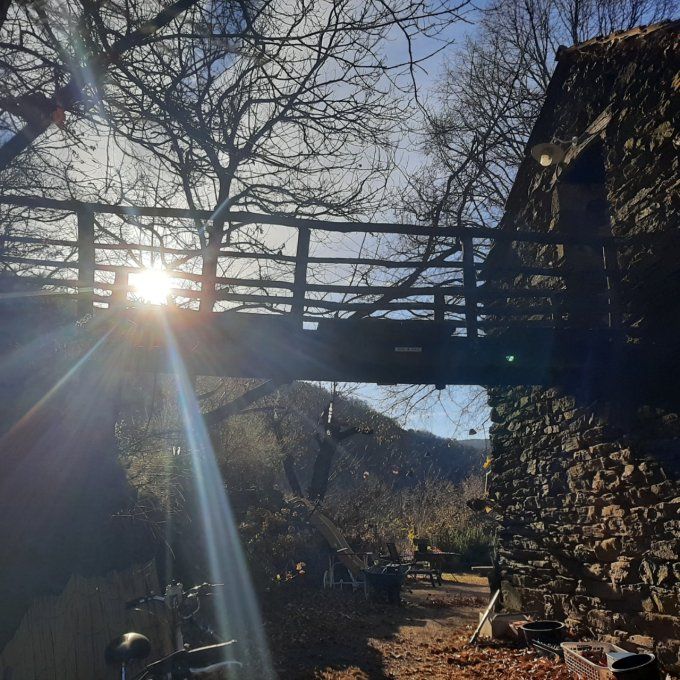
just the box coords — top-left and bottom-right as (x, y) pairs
(611, 653), (659, 680)
(520, 620), (566, 646)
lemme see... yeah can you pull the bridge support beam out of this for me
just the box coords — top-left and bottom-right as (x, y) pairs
(73, 308), (649, 389)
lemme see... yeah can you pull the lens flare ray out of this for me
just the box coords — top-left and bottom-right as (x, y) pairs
(161, 316), (274, 679)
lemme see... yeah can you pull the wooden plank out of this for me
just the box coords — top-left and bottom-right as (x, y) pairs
(88, 289), (292, 306)
(1, 267), (610, 303)
(96, 265), (295, 291)
(462, 236), (478, 338)
(303, 283), (464, 296)
(77, 207), (95, 317)
(307, 255), (463, 269)
(110, 269), (129, 308)
(0, 274), (81, 289)
(1, 246), (619, 281)
(434, 291), (445, 321)
(0, 234), (79, 248)
(0, 563), (169, 679)
(60, 308), (631, 384)
(0, 254), (78, 269)
(95, 241), (200, 257)
(2, 235), (620, 278)
(303, 315), (468, 328)
(2, 258), (467, 297)
(1, 274), (609, 316)
(291, 226), (310, 321)
(303, 299), (464, 312)
(469, 589), (501, 645)
(0, 194), (622, 246)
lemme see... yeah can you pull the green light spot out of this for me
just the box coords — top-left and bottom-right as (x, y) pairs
(505, 354), (516, 363)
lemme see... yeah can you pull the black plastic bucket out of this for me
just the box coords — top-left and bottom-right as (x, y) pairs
(364, 565), (409, 604)
(611, 653), (659, 680)
(520, 620), (566, 646)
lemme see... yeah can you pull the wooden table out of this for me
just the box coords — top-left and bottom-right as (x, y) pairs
(414, 551), (462, 582)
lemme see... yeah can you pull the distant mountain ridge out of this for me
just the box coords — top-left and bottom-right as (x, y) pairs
(280, 383), (488, 493)
(457, 438), (489, 451)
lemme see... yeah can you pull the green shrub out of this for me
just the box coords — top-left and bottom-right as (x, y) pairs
(430, 523), (492, 568)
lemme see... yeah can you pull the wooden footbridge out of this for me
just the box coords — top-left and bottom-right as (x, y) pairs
(0, 195), (629, 387)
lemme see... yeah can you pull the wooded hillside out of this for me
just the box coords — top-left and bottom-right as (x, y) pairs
(118, 378), (491, 586)
(121, 378), (485, 499)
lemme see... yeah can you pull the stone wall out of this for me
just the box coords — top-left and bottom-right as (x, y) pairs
(487, 23), (680, 673)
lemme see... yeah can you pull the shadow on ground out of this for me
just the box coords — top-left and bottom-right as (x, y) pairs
(264, 577), (489, 679)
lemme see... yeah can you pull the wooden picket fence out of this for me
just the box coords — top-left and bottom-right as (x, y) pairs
(0, 562), (172, 680)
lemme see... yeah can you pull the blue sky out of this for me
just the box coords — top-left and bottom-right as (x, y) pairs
(348, 7), (491, 441)
(354, 382), (490, 439)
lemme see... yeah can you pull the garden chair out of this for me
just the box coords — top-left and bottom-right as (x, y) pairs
(322, 548), (370, 593)
(303, 502), (370, 593)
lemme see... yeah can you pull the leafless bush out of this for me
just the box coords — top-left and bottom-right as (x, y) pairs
(326, 472), (492, 565)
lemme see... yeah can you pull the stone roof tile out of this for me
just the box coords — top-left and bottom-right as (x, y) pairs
(557, 19), (679, 60)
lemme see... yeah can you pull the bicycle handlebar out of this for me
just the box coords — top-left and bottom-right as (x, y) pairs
(184, 582), (223, 599)
(125, 583), (223, 610)
(125, 594), (165, 610)
(187, 641), (238, 668)
(140, 640), (240, 679)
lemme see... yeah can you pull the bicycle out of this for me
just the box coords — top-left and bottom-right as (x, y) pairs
(105, 580), (242, 679)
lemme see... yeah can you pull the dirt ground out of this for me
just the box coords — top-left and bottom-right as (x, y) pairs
(265, 575), (572, 679)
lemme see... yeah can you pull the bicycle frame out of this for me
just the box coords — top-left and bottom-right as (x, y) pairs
(114, 581), (234, 680)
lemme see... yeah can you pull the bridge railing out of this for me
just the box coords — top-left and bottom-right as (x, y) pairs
(0, 195), (622, 338)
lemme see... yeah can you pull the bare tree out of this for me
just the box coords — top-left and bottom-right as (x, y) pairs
(0, 0), (207, 171)
(98, 0), (470, 309)
(1, 0), (471, 314)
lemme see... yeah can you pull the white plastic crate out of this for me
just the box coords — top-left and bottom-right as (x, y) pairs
(561, 641), (628, 680)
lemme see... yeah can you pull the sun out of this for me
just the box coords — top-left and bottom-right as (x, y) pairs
(131, 267), (171, 305)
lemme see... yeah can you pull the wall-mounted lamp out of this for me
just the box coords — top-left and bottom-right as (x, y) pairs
(530, 136), (581, 168)
(530, 141), (567, 167)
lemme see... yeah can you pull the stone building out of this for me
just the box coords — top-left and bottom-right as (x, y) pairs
(485, 21), (680, 673)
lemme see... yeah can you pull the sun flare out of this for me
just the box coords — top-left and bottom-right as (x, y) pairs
(131, 267), (171, 305)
